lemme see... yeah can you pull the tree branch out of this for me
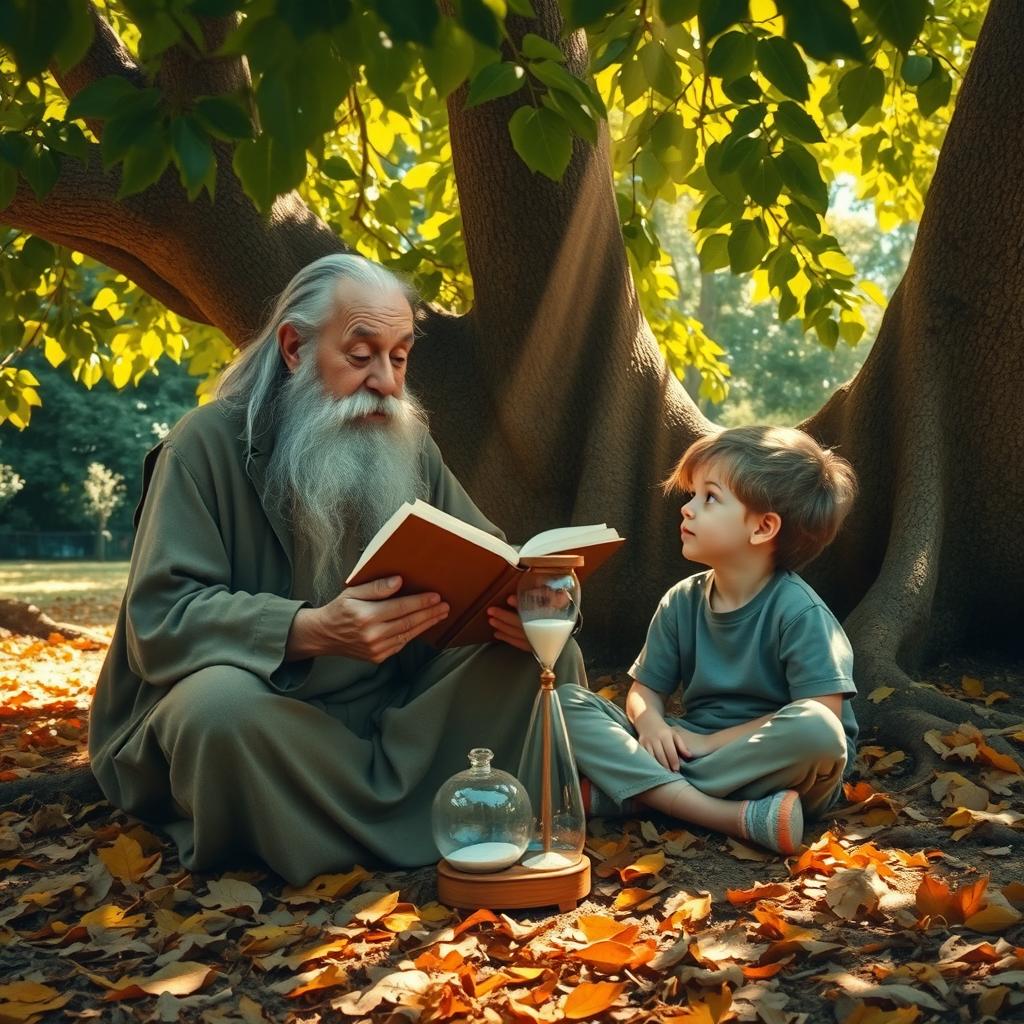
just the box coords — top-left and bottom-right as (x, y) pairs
(155, 12), (251, 105)
(2, 144), (205, 320)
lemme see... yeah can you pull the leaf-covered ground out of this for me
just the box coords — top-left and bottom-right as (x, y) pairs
(1, 567), (1022, 1024)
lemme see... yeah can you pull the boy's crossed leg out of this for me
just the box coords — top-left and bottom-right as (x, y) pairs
(558, 687), (847, 854)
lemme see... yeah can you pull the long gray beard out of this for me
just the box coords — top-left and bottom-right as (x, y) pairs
(264, 355), (430, 604)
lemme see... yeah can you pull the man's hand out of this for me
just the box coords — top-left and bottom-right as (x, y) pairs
(288, 576), (449, 664)
(487, 594), (532, 653)
(635, 709), (691, 772)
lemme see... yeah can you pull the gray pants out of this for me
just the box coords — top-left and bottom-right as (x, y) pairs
(557, 685), (847, 819)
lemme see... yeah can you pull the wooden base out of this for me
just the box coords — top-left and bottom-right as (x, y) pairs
(437, 856), (591, 913)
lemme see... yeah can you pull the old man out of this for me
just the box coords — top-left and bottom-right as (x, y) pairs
(88, 254), (584, 885)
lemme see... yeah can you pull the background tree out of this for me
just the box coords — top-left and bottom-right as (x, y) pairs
(0, 461), (25, 509)
(0, 350), (196, 535)
(0, 0), (1019, 779)
(81, 460), (124, 559)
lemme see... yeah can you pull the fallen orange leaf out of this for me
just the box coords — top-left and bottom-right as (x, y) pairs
(563, 981), (626, 1020)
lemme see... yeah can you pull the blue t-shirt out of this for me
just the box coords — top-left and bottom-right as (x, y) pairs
(629, 569), (858, 775)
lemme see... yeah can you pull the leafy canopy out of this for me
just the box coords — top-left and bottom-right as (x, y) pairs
(0, 0), (981, 426)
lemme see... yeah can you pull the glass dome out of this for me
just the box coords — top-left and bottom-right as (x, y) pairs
(432, 748), (533, 873)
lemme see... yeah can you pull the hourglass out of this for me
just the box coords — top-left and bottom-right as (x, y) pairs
(515, 556), (587, 873)
(434, 555), (591, 912)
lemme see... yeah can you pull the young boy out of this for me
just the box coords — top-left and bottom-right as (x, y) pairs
(558, 425), (859, 855)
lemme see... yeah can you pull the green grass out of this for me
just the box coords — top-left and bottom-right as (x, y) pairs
(0, 561), (129, 628)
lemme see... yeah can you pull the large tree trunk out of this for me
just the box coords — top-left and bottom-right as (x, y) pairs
(799, 0), (1024, 769)
(1, 0), (1021, 800)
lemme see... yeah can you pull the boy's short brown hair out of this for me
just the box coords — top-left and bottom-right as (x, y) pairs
(663, 425), (858, 571)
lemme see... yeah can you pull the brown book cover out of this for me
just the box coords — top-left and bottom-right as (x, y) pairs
(345, 501), (624, 649)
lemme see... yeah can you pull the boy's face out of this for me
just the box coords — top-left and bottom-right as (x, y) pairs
(679, 461), (776, 568)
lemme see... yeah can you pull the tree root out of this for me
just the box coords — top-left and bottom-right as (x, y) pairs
(0, 598), (109, 645)
(0, 763), (103, 809)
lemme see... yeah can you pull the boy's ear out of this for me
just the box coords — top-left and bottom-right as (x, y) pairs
(750, 511), (781, 547)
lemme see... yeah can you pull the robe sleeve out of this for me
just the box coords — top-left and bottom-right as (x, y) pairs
(125, 441), (307, 688)
(425, 439), (507, 543)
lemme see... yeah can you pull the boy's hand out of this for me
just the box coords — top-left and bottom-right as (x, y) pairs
(635, 710), (690, 772)
(669, 725), (714, 760)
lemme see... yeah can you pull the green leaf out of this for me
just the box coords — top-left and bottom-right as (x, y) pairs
(638, 40), (682, 99)
(171, 116), (216, 198)
(756, 37), (810, 101)
(707, 31), (756, 81)
(698, 233), (730, 272)
(719, 134), (761, 174)
(658, 0), (698, 23)
(728, 218), (768, 272)
(101, 108), (161, 166)
(376, 0), (439, 43)
(696, 194), (736, 229)
(53, 0), (96, 73)
(535, 59), (607, 118)
(773, 101), (823, 143)
(704, 139), (747, 205)
(66, 76), (149, 120)
(698, 0), (749, 42)
(837, 65), (885, 127)
(723, 74), (760, 103)
(861, 0), (929, 51)
(786, 198), (819, 231)
(193, 96), (253, 142)
(508, 0), (537, 14)
(232, 133), (307, 212)
(562, 0), (623, 29)
(917, 66), (952, 116)
(20, 145), (59, 201)
(776, 143), (827, 212)
(457, 0), (503, 47)
(731, 102), (767, 136)
(466, 62), (526, 107)
(0, 0), (72, 76)
(117, 138), (171, 199)
(423, 19), (475, 98)
(775, 0), (864, 62)
(321, 155), (357, 180)
(508, 104), (573, 180)
(767, 246), (799, 288)
(542, 89), (598, 146)
(901, 54), (933, 86)
(20, 236), (55, 274)
(742, 155), (782, 206)
(522, 32), (564, 62)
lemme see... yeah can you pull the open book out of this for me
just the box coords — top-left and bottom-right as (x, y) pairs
(345, 499), (625, 649)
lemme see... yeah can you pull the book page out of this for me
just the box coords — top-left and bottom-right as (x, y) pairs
(346, 499), (518, 583)
(519, 524), (621, 558)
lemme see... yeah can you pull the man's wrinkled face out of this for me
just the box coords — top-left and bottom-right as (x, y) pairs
(314, 280), (415, 414)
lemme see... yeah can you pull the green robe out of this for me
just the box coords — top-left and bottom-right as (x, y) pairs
(88, 400), (584, 885)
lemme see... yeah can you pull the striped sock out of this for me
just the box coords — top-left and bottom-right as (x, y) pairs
(738, 790), (803, 855)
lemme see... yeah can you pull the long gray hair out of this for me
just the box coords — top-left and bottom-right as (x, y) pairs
(216, 253), (414, 452)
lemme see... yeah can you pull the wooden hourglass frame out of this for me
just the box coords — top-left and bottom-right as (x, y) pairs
(436, 555), (591, 912)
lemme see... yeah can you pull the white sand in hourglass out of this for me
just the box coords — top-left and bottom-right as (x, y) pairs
(522, 618), (575, 667)
(445, 841), (523, 872)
